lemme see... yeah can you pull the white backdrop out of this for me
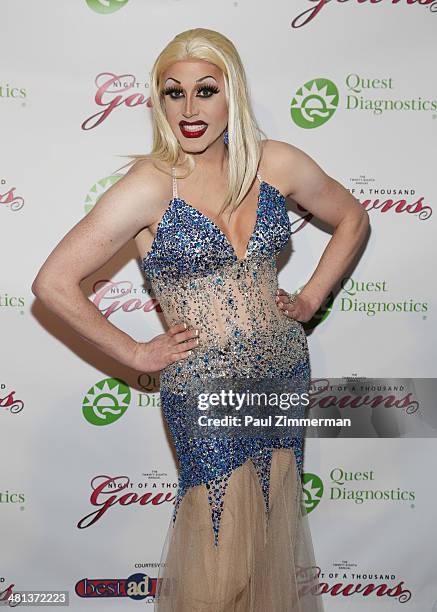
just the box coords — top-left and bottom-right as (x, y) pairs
(1, 0), (436, 609)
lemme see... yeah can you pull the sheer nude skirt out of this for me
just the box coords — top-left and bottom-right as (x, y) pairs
(154, 447), (325, 611)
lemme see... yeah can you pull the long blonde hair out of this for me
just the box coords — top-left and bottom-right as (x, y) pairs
(115, 28), (266, 216)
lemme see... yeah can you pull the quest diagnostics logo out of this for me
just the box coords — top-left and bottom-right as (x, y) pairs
(82, 377), (131, 425)
(290, 78), (339, 128)
(291, 73), (437, 128)
(86, 0), (129, 14)
(302, 472), (324, 514)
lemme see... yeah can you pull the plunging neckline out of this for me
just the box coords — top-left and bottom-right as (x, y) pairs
(175, 181), (264, 262)
(143, 180), (272, 265)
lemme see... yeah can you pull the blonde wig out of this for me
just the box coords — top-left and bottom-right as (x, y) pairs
(115, 28), (266, 216)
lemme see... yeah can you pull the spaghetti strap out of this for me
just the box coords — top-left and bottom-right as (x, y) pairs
(171, 166), (178, 199)
(256, 171), (262, 183)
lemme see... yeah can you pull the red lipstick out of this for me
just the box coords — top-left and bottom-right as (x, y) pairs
(179, 120), (208, 138)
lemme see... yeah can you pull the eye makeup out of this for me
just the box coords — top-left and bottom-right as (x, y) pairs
(162, 83), (221, 99)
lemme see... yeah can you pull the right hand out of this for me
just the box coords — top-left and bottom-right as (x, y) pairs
(132, 322), (199, 372)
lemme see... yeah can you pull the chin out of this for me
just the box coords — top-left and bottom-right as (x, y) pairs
(179, 140), (212, 155)
(178, 133), (223, 155)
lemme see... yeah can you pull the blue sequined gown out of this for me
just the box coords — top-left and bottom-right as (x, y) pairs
(142, 166), (324, 611)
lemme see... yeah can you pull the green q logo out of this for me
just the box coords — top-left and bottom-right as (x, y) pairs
(302, 472), (324, 514)
(291, 78), (339, 128)
(86, 0), (130, 14)
(82, 378), (131, 425)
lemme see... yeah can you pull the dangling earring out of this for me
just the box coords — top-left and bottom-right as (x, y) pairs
(223, 127), (229, 145)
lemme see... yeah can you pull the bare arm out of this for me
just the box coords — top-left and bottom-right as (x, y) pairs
(31, 160), (198, 370)
(267, 140), (370, 319)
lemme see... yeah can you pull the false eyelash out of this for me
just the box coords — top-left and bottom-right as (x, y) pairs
(162, 84), (221, 97)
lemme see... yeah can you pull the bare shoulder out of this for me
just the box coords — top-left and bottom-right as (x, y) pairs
(115, 157), (173, 214)
(119, 157), (176, 257)
(260, 139), (329, 198)
(260, 139), (368, 229)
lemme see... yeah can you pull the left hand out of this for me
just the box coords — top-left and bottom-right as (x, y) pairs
(275, 288), (319, 323)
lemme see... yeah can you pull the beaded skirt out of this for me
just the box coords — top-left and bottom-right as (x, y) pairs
(143, 177), (325, 611)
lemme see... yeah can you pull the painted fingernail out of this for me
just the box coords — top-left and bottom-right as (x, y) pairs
(195, 329), (199, 336)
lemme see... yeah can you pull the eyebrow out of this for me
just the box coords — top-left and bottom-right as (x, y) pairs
(163, 75), (218, 85)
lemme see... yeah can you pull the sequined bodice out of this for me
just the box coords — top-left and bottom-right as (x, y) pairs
(142, 176), (290, 276)
(142, 168), (308, 393)
(142, 168), (312, 550)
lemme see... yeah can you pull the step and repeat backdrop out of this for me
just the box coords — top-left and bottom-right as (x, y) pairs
(1, 0), (436, 610)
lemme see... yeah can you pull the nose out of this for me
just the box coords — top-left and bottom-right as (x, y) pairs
(182, 92), (199, 118)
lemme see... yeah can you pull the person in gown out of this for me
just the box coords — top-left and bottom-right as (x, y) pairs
(32, 27), (369, 612)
